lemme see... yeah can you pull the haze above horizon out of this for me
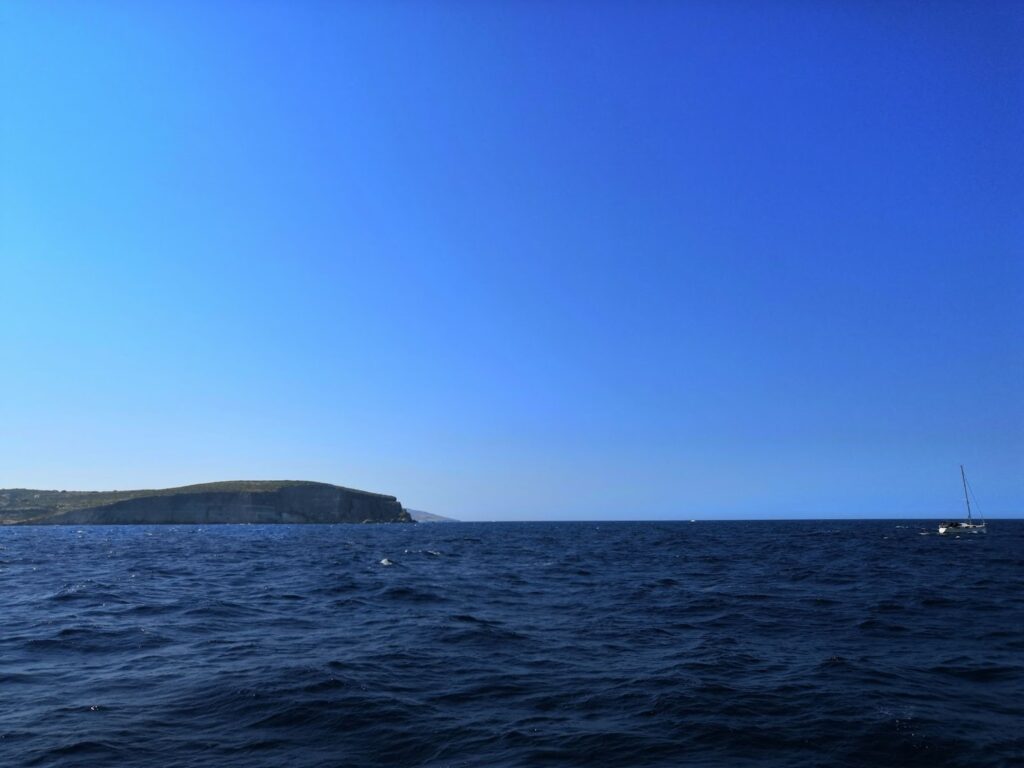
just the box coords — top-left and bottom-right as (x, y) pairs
(1, 2), (1021, 521)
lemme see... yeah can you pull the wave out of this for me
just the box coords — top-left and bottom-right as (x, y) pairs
(1, 519), (1021, 767)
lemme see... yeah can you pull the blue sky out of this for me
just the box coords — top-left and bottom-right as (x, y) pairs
(1, 2), (1021, 520)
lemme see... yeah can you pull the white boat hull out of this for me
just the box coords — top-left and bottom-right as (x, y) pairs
(937, 523), (986, 535)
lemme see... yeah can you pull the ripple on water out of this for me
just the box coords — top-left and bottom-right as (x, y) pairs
(0, 520), (1022, 768)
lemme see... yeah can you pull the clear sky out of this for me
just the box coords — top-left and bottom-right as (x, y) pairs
(1, 2), (1021, 520)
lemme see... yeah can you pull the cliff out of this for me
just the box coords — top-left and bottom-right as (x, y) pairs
(0, 481), (413, 525)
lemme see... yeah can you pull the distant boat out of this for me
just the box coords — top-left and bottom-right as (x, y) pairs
(938, 465), (986, 535)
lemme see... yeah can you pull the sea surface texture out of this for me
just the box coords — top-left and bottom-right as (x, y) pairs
(1, 521), (1022, 768)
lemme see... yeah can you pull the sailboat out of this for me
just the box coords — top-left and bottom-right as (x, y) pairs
(938, 465), (986, 535)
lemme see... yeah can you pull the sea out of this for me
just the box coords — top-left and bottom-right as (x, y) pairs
(1, 520), (1022, 768)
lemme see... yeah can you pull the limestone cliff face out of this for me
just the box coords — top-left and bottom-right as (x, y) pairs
(4, 481), (413, 525)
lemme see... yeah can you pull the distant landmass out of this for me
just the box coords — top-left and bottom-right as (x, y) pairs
(0, 481), (413, 525)
(406, 509), (458, 523)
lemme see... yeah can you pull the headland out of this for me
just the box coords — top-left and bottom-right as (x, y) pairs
(0, 481), (413, 525)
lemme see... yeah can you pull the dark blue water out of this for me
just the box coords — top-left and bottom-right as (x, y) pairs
(1, 521), (1022, 768)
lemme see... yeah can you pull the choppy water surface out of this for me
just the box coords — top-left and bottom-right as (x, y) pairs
(1, 521), (1022, 767)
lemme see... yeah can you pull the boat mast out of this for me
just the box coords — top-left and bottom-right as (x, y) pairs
(960, 465), (973, 523)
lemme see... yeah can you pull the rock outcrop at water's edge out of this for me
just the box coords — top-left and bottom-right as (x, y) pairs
(406, 509), (458, 522)
(0, 481), (414, 525)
